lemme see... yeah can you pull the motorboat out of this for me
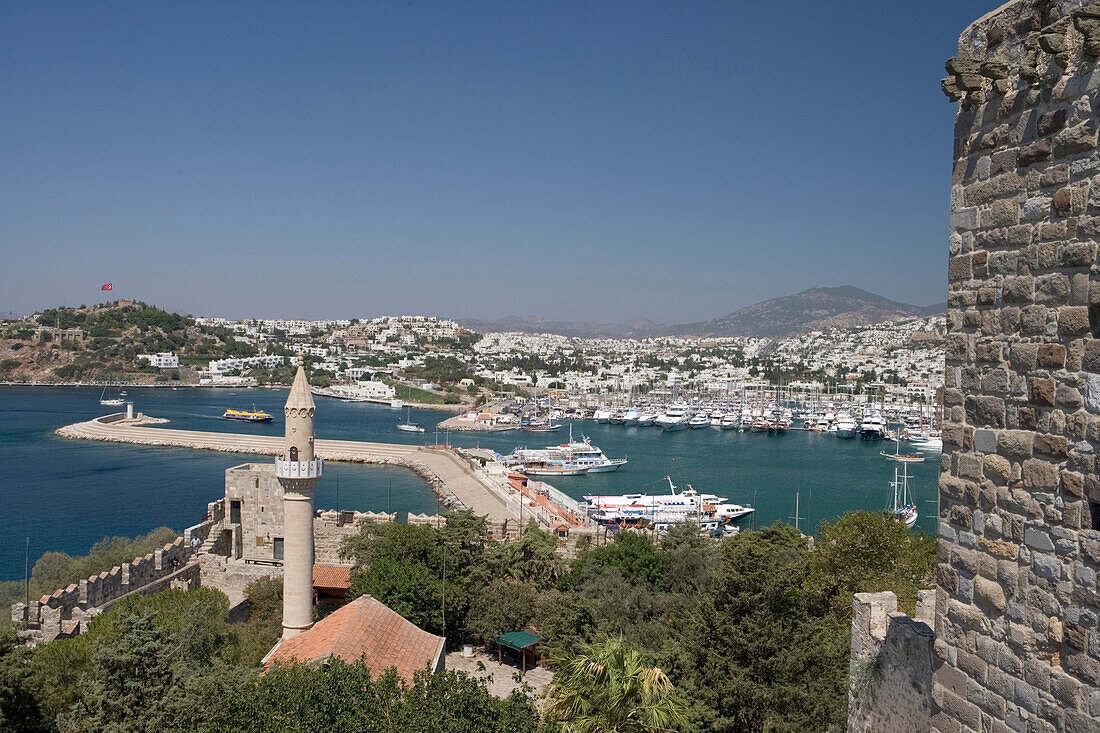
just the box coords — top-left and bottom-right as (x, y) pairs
(656, 406), (691, 432)
(688, 413), (710, 429)
(835, 413), (858, 439)
(859, 412), (887, 441)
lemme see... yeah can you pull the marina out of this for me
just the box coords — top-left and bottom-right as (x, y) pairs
(0, 385), (940, 581)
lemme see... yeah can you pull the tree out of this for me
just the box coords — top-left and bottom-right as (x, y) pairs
(546, 638), (687, 733)
(0, 621), (51, 732)
(809, 511), (936, 618)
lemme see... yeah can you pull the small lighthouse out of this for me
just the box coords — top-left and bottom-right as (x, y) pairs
(274, 364), (323, 639)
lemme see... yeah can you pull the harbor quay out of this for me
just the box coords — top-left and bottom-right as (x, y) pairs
(56, 412), (593, 533)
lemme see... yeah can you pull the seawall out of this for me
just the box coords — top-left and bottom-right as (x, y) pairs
(56, 414), (515, 524)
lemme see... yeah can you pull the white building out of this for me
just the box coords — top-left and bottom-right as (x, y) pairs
(209, 355), (286, 375)
(138, 352), (179, 369)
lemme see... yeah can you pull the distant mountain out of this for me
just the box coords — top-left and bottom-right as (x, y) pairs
(459, 287), (943, 339)
(662, 287), (945, 338)
(457, 315), (662, 339)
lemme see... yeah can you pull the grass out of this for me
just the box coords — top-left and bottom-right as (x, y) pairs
(383, 378), (447, 404)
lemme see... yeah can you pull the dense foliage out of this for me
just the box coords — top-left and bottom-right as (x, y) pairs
(340, 510), (933, 732)
(1, 510), (934, 732)
(0, 527), (179, 609)
(3, 583), (544, 733)
(0, 301), (256, 382)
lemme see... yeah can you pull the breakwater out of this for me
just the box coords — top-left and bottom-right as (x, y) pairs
(57, 414), (515, 524)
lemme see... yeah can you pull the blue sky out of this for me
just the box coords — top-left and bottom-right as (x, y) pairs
(1, 1), (994, 323)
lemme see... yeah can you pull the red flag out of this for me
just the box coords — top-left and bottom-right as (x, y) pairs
(101, 283), (113, 291)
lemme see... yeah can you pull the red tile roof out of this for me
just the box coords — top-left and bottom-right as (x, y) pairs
(263, 594), (445, 681)
(313, 564), (351, 590)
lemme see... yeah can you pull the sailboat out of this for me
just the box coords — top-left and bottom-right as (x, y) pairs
(880, 440), (925, 463)
(889, 462), (918, 528)
(397, 405), (425, 433)
(99, 386), (125, 406)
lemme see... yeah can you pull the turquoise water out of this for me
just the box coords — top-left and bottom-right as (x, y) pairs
(0, 386), (939, 581)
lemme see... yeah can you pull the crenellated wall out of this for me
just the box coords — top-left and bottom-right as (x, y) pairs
(848, 591), (937, 733)
(12, 498), (225, 644)
(940, 1), (1100, 731)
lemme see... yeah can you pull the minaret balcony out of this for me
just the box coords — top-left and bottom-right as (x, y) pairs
(275, 458), (324, 480)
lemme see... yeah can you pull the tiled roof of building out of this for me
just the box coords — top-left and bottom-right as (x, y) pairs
(263, 594), (445, 681)
(313, 564), (351, 590)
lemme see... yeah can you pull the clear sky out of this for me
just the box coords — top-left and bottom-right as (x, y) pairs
(2, 1), (994, 324)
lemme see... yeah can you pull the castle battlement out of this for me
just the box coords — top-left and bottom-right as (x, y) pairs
(12, 498), (224, 644)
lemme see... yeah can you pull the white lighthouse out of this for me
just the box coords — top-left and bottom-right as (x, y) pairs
(274, 364), (323, 639)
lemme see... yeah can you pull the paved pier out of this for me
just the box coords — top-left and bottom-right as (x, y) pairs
(57, 415), (514, 524)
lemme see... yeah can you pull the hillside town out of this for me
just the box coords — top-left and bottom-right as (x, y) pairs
(1, 304), (946, 409)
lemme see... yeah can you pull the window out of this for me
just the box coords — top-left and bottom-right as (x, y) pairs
(290, 446), (298, 462)
(230, 500), (241, 525)
(1091, 501), (1100, 532)
(273, 537), (284, 560)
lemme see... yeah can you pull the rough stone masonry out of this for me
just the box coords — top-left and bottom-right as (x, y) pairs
(940, 1), (1100, 731)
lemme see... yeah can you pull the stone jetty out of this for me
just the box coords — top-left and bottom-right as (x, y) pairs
(57, 413), (515, 524)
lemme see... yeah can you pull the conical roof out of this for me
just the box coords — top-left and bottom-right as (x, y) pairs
(286, 364), (315, 409)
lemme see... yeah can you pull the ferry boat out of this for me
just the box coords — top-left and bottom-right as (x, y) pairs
(508, 434), (626, 475)
(584, 477), (726, 513)
(223, 405), (274, 423)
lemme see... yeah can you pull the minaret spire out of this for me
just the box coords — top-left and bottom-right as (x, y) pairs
(274, 362), (323, 639)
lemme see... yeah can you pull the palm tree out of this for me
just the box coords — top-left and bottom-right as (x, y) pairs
(545, 638), (688, 733)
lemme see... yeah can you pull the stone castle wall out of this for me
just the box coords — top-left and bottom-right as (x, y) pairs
(13, 498), (225, 644)
(847, 591), (937, 733)
(941, 1), (1100, 730)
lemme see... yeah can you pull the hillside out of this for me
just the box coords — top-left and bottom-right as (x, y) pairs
(664, 287), (944, 338)
(457, 315), (660, 339)
(0, 301), (255, 383)
(460, 287), (944, 339)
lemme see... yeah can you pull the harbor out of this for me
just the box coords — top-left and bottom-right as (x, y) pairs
(1, 385), (940, 580)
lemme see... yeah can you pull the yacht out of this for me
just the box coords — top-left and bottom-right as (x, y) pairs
(656, 406), (691, 431)
(859, 412), (887, 441)
(719, 414), (739, 430)
(593, 408), (613, 423)
(835, 413), (858, 439)
(636, 411), (659, 427)
(622, 409), (640, 426)
(688, 413), (710, 429)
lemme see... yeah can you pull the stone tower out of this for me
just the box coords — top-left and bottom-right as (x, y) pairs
(938, 1), (1100, 730)
(274, 364), (323, 639)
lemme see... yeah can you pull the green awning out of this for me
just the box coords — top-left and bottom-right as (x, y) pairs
(492, 631), (542, 651)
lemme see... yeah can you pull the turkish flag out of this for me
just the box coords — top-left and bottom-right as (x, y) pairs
(101, 283), (113, 291)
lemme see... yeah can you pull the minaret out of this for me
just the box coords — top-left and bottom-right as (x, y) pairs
(274, 364), (323, 639)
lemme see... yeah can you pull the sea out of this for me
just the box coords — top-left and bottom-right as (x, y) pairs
(0, 386), (940, 581)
